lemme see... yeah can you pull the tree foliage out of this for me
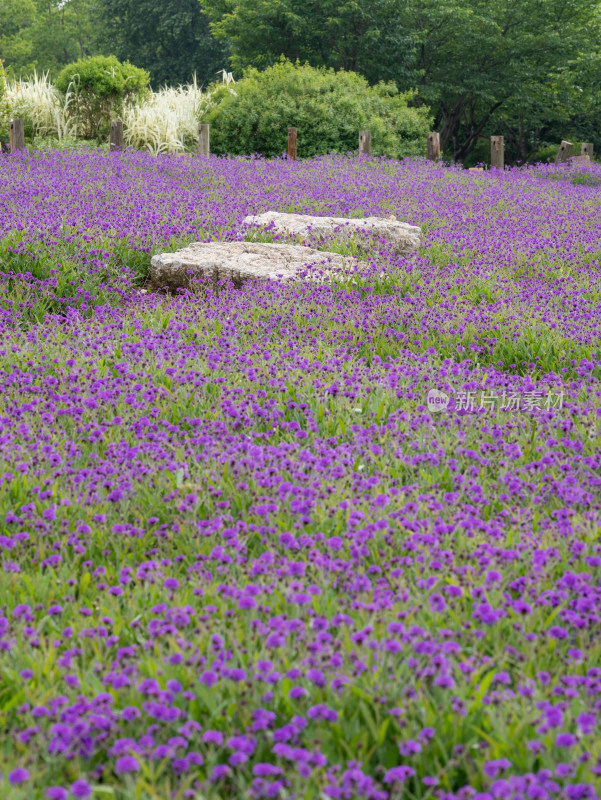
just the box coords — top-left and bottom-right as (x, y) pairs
(0, 0), (96, 78)
(2, 0), (601, 162)
(203, 60), (431, 159)
(202, 0), (413, 83)
(203, 0), (601, 162)
(401, 0), (601, 162)
(0, 0), (226, 90)
(94, 0), (229, 89)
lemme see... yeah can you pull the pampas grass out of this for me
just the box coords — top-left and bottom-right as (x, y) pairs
(123, 77), (210, 154)
(4, 69), (235, 152)
(6, 71), (76, 140)
(123, 71), (236, 154)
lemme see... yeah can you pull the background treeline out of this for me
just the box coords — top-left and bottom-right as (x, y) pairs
(2, 0), (601, 164)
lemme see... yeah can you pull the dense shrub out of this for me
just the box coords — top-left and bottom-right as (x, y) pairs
(31, 136), (105, 152)
(531, 143), (560, 164)
(203, 60), (431, 159)
(0, 60), (9, 146)
(56, 55), (149, 140)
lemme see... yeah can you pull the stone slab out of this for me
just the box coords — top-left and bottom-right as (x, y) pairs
(243, 211), (423, 255)
(150, 241), (358, 291)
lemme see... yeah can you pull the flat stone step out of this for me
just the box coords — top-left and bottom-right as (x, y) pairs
(150, 241), (358, 291)
(243, 212), (423, 255)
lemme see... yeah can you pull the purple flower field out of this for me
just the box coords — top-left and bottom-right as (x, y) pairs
(0, 150), (601, 799)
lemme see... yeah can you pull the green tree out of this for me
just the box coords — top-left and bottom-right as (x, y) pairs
(32, 0), (96, 71)
(494, 62), (577, 163)
(0, 0), (37, 76)
(538, 43), (601, 161)
(94, 0), (229, 88)
(202, 0), (413, 83)
(397, 0), (601, 162)
(0, 0), (97, 78)
(203, 60), (431, 158)
(204, 0), (600, 162)
(56, 54), (149, 139)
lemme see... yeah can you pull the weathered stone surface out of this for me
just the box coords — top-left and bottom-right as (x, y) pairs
(243, 211), (423, 255)
(150, 241), (357, 291)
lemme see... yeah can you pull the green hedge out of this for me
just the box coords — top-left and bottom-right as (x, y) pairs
(56, 56), (149, 140)
(203, 60), (431, 159)
(0, 60), (9, 147)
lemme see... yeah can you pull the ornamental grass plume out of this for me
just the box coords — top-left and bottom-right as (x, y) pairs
(122, 78), (212, 154)
(5, 71), (76, 140)
(123, 72), (232, 154)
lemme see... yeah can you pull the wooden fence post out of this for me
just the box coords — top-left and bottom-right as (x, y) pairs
(581, 142), (593, 160)
(10, 119), (25, 153)
(198, 123), (210, 156)
(490, 135), (504, 170)
(110, 120), (124, 152)
(359, 129), (372, 156)
(556, 140), (573, 164)
(427, 132), (440, 162)
(287, 127), (297, 160)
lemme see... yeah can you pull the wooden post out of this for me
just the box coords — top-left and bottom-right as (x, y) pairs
(10, 119), (25, 153)
(287, 127), (297, 160)
(556, 140), (573, 164)
(198, 123), (210, 156)
(490, 135), (504, 170)
(110, 120), (124, 152)
(359, 129), (372, 156)
(581, 142), (593, 160)
(427, 132), (440, 162)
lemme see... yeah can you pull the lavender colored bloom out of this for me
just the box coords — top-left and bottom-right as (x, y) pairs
(2, 151), (601, 797)
(429, 593), (446, 612)
(565, 786), (597, 800)
(306, 668), (326, 686)
(253, 763), (283, 777)
(576, 713), (596, 733)
(115, 755), (140, 773)
(556, 733), (578, 748)
(490, 780), (511, 799)
(484, 759), (511, 778)
(383, 766), (416, 783)
(70, 780), (92, 798)
(202, 730), (224, 746)
(211, 764), (231, 781)
(9, 767), (30, 785)
(399, 739), (422, 756)
(46, 790), (68, 800)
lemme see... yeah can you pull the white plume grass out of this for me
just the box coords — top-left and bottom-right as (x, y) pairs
(123, 71), (236, 154)
(4, 69), (235, 152)
(6, 71), (76, 139)
(123, 76), (211, 155)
